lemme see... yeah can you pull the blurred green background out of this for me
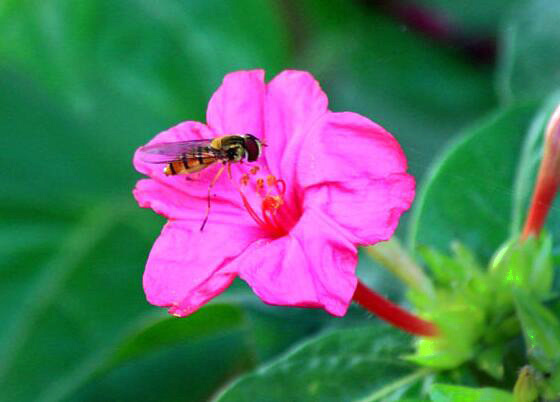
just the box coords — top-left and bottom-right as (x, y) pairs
(1, 0), (556, 401)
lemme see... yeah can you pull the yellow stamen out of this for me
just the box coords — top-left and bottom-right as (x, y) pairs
(240, 173), (250, 186)
(266, 175), (277, 187)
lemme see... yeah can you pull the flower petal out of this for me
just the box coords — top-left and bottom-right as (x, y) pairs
(264, 71), (329, 208)
(297, 112), (415, 245)
(206, 70), (266, 137)
(143, 220), (263, 316)
(133, 120), (214, 179)
(304, 175), (415, 245)
(133, 178), (253, 226)
(132, 120), (248, 223)
(235, 208), (357, 316)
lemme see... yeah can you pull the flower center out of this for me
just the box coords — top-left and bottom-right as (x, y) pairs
(237, 168), (294, 237)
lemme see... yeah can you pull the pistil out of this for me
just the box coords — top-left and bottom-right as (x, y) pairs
(238, 170), (292, 237)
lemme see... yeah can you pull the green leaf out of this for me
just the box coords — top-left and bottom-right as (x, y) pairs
(0, 70), (144, 201)
(489, 234), (554, 307)
(72, 332), (253, 402)
(57, 309), (252, 402)
(476, 345), (505, 380)
(407, 303), (485, 369)
(419, 242), (485, 287)
(0, 199), (252, 402)
(0, 0), (289, 122)
(297, 0), (496, 181)
(497, 0), (560, 103)
(242, 307), (326, 362)
(108, 304), (246, 368)
(409, 101), (538, 259)
(418, 246), (467, 286)
(514, 291), (560, 372)
(0, 204), (150, 402)
(430, 384), (513, 402)
(215, 326), (429, 402)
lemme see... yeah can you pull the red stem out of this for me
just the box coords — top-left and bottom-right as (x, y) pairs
(352, 280), (438, 337)
(521, 173), (559, 240)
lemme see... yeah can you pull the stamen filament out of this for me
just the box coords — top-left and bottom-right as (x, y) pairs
(236, 169), (294, 236)
(262, 209), (276, 228)
(275, 179), (286, 195)
(240, 192), (268, 228)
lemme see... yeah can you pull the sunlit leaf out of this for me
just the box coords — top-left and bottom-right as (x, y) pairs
(215, 326), (428, 402)
(409, 101), (538, 259)
(430, 383), (513, 402)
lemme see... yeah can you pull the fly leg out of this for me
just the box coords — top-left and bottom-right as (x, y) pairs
(200, 163), (227, 231)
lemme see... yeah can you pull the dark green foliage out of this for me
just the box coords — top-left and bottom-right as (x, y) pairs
(1, 0), (560, 401)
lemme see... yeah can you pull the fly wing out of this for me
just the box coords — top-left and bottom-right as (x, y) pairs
(138, 139), (217, 164)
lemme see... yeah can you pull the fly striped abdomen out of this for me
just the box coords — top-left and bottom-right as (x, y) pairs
(164, 153), (218, 176)
(138, 134), (264, 230)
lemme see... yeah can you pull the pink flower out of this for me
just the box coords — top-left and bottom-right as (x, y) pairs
(133, 70), (415, 318)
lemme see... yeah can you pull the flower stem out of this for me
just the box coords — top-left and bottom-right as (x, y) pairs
(365, 238), (434, 299)
(352, 281), (438, 337)
(521, 104), (560, 240)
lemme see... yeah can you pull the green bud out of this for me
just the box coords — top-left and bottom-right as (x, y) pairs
(513, 366), (539, 402)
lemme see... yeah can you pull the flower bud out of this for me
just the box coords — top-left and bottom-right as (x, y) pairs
(522, 104), (560, 239)
(513, 366), (539, 402)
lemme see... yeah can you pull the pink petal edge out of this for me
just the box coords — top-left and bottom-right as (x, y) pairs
(297, 111), (415, 245)
(264, 70), (329, 181)
(143, 220), (264, 316)
(206, 69), (266, 138)
(236, 208), (358, 316)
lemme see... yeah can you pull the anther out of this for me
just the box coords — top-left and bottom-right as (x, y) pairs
(237, 171), (291, 238)
(255, 178), (265, 196)
(262, 195), (283, 211)
(249, 166), (260, 175)
(266, 175), (277, 187)
(240, 174), (250, 186)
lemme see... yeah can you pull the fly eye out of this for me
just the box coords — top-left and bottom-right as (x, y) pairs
(244, 136), (261, 162)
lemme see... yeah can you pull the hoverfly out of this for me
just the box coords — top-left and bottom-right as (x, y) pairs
(139, 134), (264, 230)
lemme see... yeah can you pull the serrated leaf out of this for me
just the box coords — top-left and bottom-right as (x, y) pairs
(430, 384), (513, 402)
(215, 326), (429, 402)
